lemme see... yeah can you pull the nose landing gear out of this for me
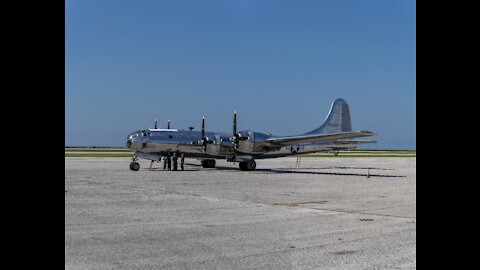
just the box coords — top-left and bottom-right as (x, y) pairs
(130, 156), (140, 171)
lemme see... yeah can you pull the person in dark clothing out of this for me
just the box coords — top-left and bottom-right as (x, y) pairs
(180, 153), (185, 171)
(172, 154), (178, 171)
(167, 155), (171, 171)
(163, 156), (167, 171)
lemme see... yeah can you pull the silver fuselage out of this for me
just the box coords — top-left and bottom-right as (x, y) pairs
(125, 129), (357, 162)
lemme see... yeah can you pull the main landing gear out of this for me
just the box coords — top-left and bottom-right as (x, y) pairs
(201, 159), (216, 168)
(130, 156), (140, 171)
(239, 160), (256, 171)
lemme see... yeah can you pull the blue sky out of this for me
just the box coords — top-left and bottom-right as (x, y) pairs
(65, 0), (416, 149)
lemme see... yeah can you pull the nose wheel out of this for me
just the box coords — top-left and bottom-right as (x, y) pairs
(130, 162), (140, 171)
(130, 156), (140, 171)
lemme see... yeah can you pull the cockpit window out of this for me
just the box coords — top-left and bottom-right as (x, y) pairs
(126, 130), (150, 140)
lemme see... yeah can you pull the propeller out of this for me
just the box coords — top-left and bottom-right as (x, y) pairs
(201, 116), (215, 152)
(232, 111), (237, 167)
(167, 120), (170, 129)
(233, 111), (239, 150)
(232, 111), (249, 150)
(154, 119), (158, 129)
(202, 116), (206, 151)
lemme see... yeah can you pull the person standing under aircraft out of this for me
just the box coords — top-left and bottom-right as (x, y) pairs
(163, 156), (167, 171)
(167, 154), (172, 171)
(180, 153), (184, 171)
(172, 153), (178, 171)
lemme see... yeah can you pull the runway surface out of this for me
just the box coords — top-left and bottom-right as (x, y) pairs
(65, 157), (416, 269)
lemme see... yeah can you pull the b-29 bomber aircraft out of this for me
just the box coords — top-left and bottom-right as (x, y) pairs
(125, 98), (377, 171)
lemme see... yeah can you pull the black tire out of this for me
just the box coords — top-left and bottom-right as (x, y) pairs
(246, 160), (256, 171)
(239, 162), (247, 171)
(131, 162), (140, 171)
(202, 159), (216, 168)
(208, 159), (216, 168)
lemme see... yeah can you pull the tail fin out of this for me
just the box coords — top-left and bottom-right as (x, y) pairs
(304, 98), (352, 135)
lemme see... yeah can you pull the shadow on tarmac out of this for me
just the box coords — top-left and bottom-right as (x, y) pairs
(182, 163), (405, 178)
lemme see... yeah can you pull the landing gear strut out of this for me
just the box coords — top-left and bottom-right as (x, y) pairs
(239, 160), (256, 171)
(130, 156), (140, 171)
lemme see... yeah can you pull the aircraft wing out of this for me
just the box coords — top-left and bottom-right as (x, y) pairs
(266, 131), (377, 146)
(334, 140), (377, 144)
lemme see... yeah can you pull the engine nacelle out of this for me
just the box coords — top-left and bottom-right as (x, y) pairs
(205, 134), (221, 156)
(236, 130), (255, 153)
(236, 130), (282, 154)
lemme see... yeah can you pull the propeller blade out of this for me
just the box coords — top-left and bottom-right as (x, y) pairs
(233, 111), (241, 150)
(202, 116), (205, 139)
(233, 111), (237, 135)
(201, 116), (207, 152)
(168, 120), (170, 129)
(154, 119), (157, 129)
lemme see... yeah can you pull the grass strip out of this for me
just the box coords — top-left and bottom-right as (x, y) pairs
(65, 149), (131, 152)
(341, 151), (415, 154)
(348, 149), (416, 152)
(65, 153), (134, 157)
(302, 155), (415, 157)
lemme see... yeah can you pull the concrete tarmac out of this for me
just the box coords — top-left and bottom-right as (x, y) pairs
(65, 157), (416, 269)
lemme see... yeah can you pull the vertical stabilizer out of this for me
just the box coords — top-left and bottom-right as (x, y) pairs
(304, 98), (352, 135)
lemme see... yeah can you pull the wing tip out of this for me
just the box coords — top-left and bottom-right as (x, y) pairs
(360, 131), (377, 136)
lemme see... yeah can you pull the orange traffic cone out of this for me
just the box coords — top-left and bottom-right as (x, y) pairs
(366, 169), (370, 178)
